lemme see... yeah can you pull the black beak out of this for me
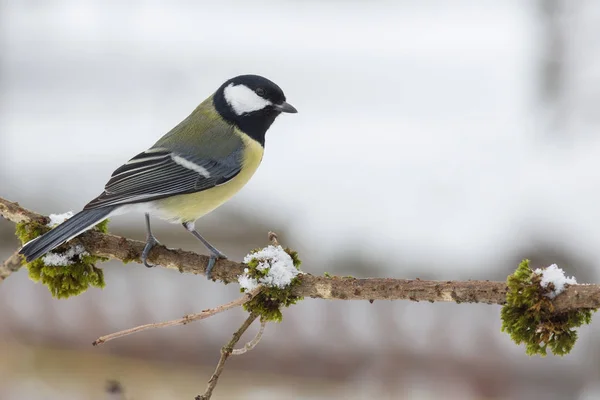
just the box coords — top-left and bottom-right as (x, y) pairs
(273, 101), (298, 113)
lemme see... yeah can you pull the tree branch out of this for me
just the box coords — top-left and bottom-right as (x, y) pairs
(232, 319), (266, 356)
(1, 251), (22, 283)
(196, 313), (259, 400)
(2, 196), (600, 312)
(92, 286), (263, 346)
(0, 197), (47, 224)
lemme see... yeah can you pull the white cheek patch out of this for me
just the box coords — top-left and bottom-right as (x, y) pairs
(224, 83), (272, 115)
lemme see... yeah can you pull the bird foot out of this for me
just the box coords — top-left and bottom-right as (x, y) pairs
(206, 251), (227, 280)
(142, 235), (160, 268)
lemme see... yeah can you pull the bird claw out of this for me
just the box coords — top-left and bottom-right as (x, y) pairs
(143, 258), (156, 268)
(206, 251), (227, 280)
(181, 222), (227, 279)
(142, 235), (160, 268)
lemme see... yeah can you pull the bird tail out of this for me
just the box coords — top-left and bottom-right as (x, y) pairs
(19, 207), (115, 262)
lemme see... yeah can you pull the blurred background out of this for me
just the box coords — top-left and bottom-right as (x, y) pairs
(1, 0), (600, 399)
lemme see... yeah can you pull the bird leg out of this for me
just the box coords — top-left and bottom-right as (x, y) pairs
(142, 213), (160, 268)
(182, 221), (227, 279)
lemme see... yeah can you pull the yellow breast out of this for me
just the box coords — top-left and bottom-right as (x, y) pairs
(154, 132), (264, 222)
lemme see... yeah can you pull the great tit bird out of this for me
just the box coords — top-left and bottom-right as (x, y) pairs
(20, 74), (297, 278)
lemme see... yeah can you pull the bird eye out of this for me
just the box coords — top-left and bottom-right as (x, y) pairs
(256, 88), (265, 96)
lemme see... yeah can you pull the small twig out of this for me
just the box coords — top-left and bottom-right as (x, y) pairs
(196, 313), (259, 400)
(1, 251), (22, 283)
(268, 231), (280, 246)
(0, 197), (47, 224)
(232, 319), (267, 355)
(93, 287), (262, 346)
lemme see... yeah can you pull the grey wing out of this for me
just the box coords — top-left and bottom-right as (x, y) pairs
(84, 147), (242, 209)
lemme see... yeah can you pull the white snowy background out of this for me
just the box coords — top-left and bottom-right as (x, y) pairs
(1, 1), (599, 399)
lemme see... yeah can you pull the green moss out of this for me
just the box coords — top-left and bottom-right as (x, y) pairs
(15, 219), (110, 299)
(501, 259), (595, 356)
(26, 256), (106, 299)
(95, 219), (109, 234)
(242, 247), (303, 322)
(324, 272), (332, 278)
(15, 219), (50, 244)
(284, 247), (301, 269)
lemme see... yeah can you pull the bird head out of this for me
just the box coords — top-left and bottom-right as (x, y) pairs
(213, 74), (297, 145)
